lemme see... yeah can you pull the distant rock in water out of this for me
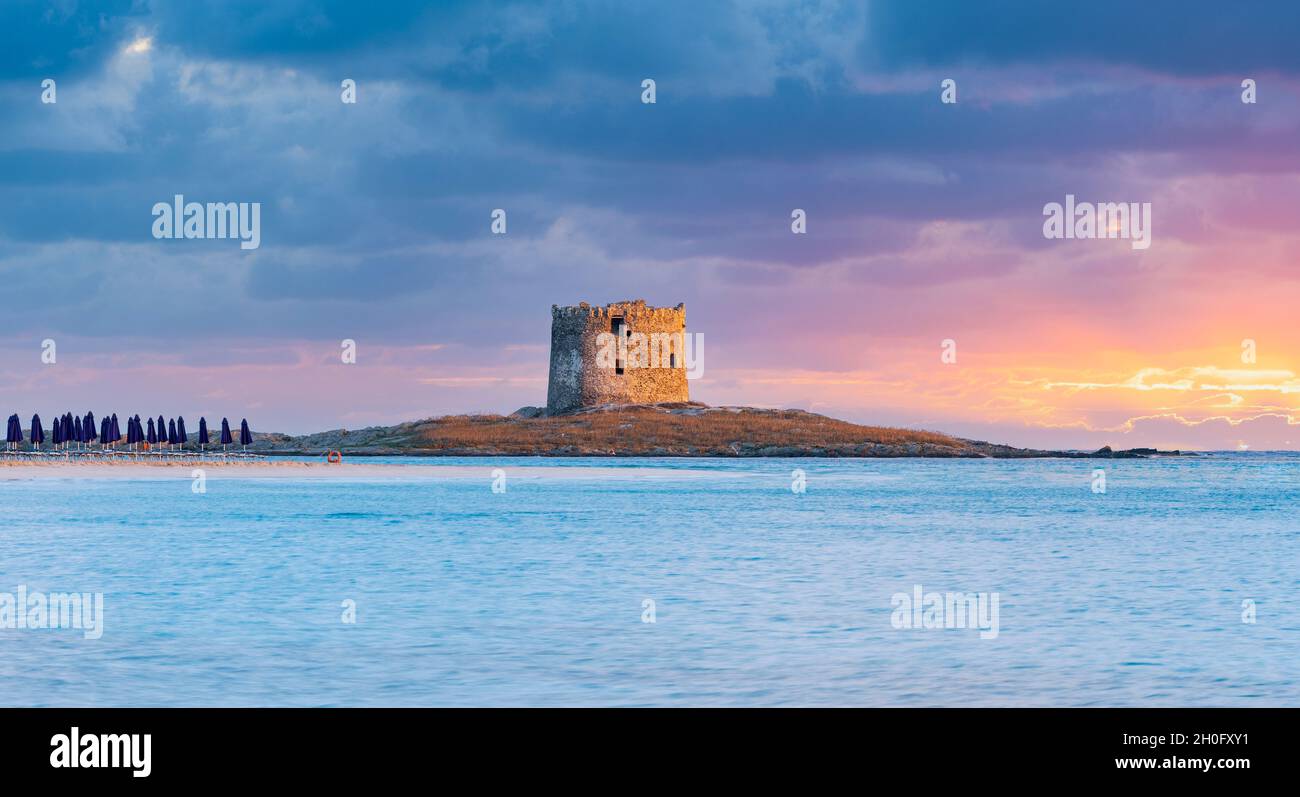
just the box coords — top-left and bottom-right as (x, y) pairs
(1089, 445), (1190, 458)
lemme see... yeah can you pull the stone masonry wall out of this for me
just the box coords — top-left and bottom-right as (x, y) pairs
(546, 300), (689, 414)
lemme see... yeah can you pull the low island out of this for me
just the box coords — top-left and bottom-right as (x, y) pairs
(249, 403), (1188, 459)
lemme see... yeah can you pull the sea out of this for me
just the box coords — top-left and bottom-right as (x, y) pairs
(1, 454), (1296, 706)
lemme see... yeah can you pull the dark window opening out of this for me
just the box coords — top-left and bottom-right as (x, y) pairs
(612, 317), (625, 374)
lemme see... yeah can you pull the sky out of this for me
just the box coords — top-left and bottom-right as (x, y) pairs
(2, 1), (1300, 449)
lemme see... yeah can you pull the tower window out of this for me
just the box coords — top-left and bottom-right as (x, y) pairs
(612, 317), (625, 374)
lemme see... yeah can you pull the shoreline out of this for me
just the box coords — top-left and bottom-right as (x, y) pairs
(0, 452), (1215, 481)
(0, 460), (738, 481)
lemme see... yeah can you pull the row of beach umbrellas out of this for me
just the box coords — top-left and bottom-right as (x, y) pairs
(5, 413), (252, 452)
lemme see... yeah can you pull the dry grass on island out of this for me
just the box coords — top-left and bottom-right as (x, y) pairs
(251, 403), (1061, 458)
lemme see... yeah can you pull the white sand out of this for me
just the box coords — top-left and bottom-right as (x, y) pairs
(0, 459), (733, 481)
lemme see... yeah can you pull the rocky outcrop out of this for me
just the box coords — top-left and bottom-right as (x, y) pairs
(242, 403), (1198, 458)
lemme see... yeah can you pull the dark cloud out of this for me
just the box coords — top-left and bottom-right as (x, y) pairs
(865, 1), (1300, 75)
(0, 0), (143, 78)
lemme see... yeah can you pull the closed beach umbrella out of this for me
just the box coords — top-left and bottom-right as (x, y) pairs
(111, 414), (120, 447)
(5, 415), (13, 448)
(168, 418), (178, 446)
(74, 415), (83, 447)
(99, 418), (109, 446)
(52, 414), (62, 447)
(147, 417), (157, 445)
(157, 415), (166, 449)
(126, 416), (137, 447)
(13, 415), (22, 446)
(239, 418), (252, 450)
(220, 418), (233, 450)
(31, 414), (44, 450)
(85, 412), (96, 443)
(178, 416), (188, 448)
(198, 417), (209, 450)
(63, 413), (73, 449)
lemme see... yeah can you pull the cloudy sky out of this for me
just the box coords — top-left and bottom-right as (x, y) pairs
(3, 1), (1300, 448)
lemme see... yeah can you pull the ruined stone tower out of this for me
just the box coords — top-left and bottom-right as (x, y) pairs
(546, 300), (689, 414)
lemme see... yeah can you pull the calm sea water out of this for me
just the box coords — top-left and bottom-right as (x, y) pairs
(1, 455), (1296, 706)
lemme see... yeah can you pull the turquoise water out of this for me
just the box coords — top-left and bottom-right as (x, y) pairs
(1, 455), (1296, 706)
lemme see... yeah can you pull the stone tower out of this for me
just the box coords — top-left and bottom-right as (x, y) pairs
(546, 300), (689, 414)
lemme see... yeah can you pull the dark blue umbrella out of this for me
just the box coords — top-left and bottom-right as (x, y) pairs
(239, 418), (252, 449)
(126, 416), (137, 446)
(198, 417), (209, 449)
(177, 416), (188, 448)
(156, 415), (167, 449)
(74, 415), (83, 446)
(85, 412), (96, 443)
(99, 417), (109, 446)
(110, 413), (120, 447)
(4, 415), (13, 446)
(134, 415), (143, 448)
(63, 413), (73, 448)
(31, 414), (44, 449)
(52, 414), (62, 447)
(168, 418), (178, 446)
(220, 418), (232, 447)
(147, 417), (157, 445)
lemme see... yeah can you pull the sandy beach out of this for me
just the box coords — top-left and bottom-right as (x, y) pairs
(0, 459), (734, 481)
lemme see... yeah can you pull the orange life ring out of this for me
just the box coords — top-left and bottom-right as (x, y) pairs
(326, 450), (342, 464)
